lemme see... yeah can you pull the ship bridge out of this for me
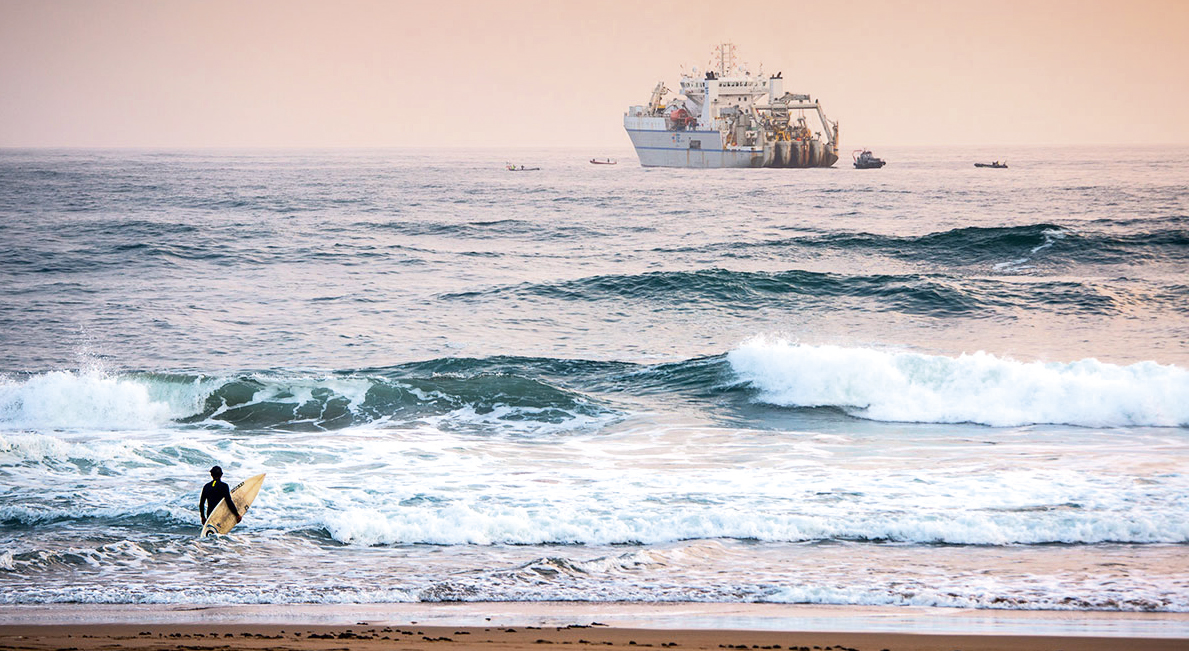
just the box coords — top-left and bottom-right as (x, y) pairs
(677, 43), (768, 118)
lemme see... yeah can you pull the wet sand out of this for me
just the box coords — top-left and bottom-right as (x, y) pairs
(1, 622), (1187, 651)
(1, 604), (1186, 651)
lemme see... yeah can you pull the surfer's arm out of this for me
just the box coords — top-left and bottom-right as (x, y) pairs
(220, 486), (241, 521)
(198, 487), (209, 523)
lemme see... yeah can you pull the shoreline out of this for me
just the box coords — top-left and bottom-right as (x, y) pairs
(1, 622), (1186, 651)
(2, 603), (1186, 639)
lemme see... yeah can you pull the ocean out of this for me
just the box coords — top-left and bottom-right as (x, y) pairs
(0, 146), (1186, 612)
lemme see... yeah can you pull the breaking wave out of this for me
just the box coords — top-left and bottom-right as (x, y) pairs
(312, 503), (1189, 547)
(0, 362), (612, 432)
(0, 371), (191, 430)
(728, 337), (1189, 427)
(3, 341), (1187, 432)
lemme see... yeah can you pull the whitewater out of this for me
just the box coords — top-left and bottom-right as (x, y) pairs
(0, 146), (1186, 612)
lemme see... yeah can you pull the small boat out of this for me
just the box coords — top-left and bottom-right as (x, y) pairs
(974, 161), (1008, 168)
(506, 163), (540, 171)
(590, 158), (618, 165)
(852, 149), (886, 169)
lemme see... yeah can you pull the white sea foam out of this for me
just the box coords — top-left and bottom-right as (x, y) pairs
(0, 432), (73, 464)
(0, 371), (189, 430)
(727, 337), (1189, 427)
(417, 404), (617, 436)
(761, 583), (1183, 611)
(311, 502), (1189, 546)
(0, 585), (418, 605)
(993, 227), (1067, 270)
(1032, 227), (1068, 253)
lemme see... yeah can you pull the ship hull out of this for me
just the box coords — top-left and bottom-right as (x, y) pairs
(625, 127), (765, 168)
(624, 123), (837, 169)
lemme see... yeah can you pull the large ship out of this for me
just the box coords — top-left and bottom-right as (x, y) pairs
(624, 44), (839, 168)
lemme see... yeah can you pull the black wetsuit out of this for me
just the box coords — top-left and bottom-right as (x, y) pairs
(199, 479), (240, 523)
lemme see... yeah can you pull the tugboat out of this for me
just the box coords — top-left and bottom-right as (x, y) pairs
(974, 161), (1008, 168)
(853, 149), (885, 169)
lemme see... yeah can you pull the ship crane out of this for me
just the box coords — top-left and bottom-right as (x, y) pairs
(646, 82), (670, 115)
(757, 94), (838, 150)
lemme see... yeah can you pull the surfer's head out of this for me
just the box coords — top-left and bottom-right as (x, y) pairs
(210, 466), (223, 480)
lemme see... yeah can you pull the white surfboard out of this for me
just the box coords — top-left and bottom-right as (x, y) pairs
(200, 473), (265, 537)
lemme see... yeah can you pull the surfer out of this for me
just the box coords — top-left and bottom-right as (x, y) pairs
(199, 466), (241, 525)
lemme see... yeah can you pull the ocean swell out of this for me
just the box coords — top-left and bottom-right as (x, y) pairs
(440, 267), (1185, 318)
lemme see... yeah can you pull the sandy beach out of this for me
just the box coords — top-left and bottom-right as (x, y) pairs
(2, 604), (1186, 651)
(2, 622), (1188, 651)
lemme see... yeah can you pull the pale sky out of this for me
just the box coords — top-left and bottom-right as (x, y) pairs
(1, 0), (1186, 148)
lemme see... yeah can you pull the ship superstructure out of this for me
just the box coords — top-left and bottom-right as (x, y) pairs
(624, 44), (839, 168)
